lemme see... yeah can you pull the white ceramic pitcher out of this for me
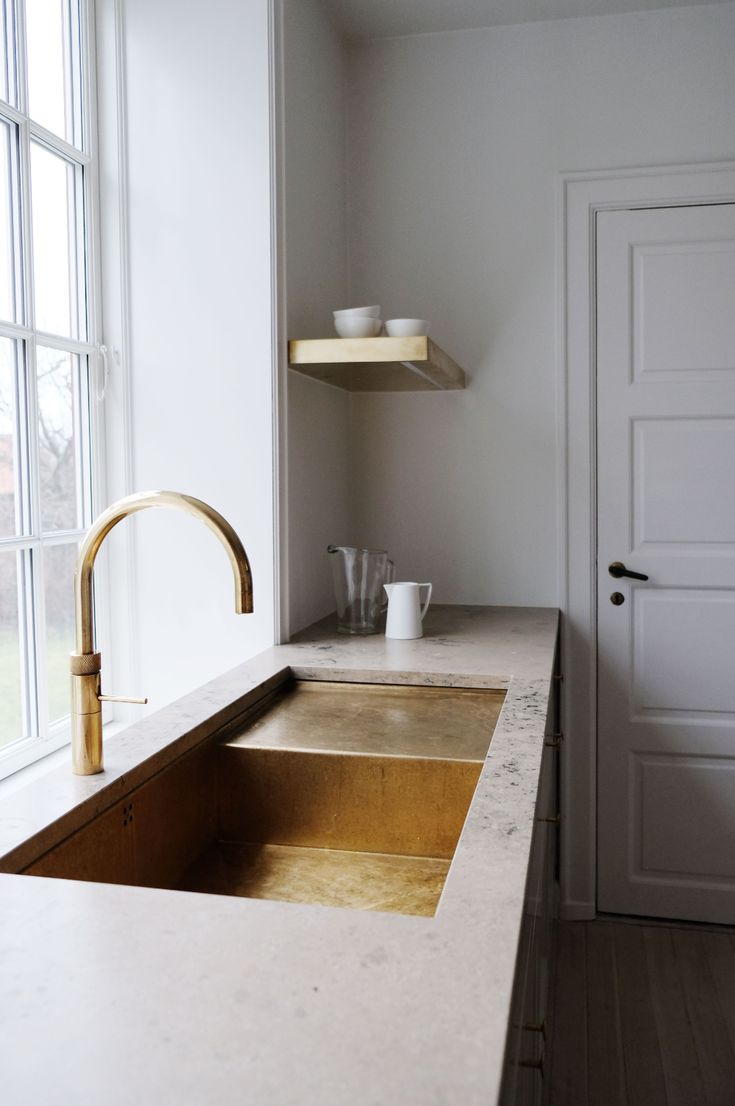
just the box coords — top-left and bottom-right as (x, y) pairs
(383, 581), (432, 640)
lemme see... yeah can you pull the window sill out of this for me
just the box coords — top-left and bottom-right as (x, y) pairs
(0, 720), (129, 799)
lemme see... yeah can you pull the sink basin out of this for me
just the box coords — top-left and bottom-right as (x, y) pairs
(24, 680), (504, 916)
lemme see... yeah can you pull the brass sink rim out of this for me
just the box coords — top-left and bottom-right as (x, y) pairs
(222, 741), (487, 764)
(21, 677), (504, 918)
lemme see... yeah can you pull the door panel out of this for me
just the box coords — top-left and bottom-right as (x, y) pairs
(634, 239), (735, 379)
(633, 418), (735, 547)
(633, 589), (735, 714)
(597, 203), (735, 922)
(637, 754), (735, 881)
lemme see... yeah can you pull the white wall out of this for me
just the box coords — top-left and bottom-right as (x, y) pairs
(282, 0), (353, 634)
(98, 0), (276, 710)
(346, 1), (735, 604)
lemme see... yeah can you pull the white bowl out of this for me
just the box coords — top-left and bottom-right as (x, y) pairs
(333, 305), (380, 319)
(385, 318), (429, 337)
(334, 316), (382, 339)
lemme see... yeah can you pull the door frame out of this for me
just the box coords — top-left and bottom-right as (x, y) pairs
(559, 162), (735, 920)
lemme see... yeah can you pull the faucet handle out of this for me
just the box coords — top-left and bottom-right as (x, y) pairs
(98, 693), (149, 705)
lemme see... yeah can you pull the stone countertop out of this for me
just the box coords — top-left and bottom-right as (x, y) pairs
(0, 605), (559, 1106)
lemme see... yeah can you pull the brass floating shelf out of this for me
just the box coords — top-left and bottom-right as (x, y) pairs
(287, 336), (467, 392)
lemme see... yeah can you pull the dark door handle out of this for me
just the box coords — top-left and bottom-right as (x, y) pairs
(608, 561), (649, 581)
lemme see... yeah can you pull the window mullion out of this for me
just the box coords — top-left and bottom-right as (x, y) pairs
(9, 336), (24, 537)
(69, 160), (84, 339)
(0, 319), (31, 340)
(3, 0), (18, 108)
(16, 57), (38, 526)
(22, 334), (47, 737)
(0, 531), (81, 552)
(12, 338), (30, 532)
(80, 0), (105, 524)
(17, 125), (32, 331)
(16, 35), (47, 739)
(7, 114), (22, 321)
(14, 0), (26, 116)
(5, 335), (34, 741)
(8, 327), (92, 353)
(72, 353), (86, 528)
(19, 118), (39, 530)
(66, 0), (83, 151)
(30, 542), (49, 737)
(27, 120), (90, 166)
(17, 545), (38, 738)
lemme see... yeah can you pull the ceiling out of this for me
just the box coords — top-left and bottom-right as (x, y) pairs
(323, 0), (723, 41)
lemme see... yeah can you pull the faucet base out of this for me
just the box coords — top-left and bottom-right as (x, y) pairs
(70, 665), (104, 775)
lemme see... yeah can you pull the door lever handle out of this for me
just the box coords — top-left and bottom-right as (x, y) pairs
(608, 561), (649, 581)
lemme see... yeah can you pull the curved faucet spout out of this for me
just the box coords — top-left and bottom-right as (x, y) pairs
(74, 490), (254, 655)
(70, 490), (254, 774)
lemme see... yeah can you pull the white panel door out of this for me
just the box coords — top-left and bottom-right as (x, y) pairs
(596, 203), (735, 923)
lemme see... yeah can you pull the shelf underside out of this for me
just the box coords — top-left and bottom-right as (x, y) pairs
(287, 336), (467, 392)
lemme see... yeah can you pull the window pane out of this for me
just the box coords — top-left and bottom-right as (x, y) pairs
(44, 540), (75, 724)
(0, 118), (18, 322)
(0, 549), (23, 747)
(26, 0), (81, 145)
(0, 336), (18, 536)
(31, 142), (84, 339)
(37, 346), (80, 530)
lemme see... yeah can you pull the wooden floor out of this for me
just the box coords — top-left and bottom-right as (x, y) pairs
(548, 919), (735, 1106)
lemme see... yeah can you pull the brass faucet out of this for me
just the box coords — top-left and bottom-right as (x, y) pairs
(70, 490), (254, 775)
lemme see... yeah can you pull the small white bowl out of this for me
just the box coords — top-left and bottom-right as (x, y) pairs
(333, 305), (380, 319)
(385, 318), (429, 337)
(334, 316), (382, 339)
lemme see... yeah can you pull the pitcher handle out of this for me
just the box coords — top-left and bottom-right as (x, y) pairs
(419, 582), (432, 620)
(381, 560), (396, 612)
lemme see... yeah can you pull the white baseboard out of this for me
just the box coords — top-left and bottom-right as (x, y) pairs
(560, 898), (595, 921)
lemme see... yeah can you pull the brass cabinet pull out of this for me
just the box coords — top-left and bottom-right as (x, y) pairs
(537, 814), (560, 824)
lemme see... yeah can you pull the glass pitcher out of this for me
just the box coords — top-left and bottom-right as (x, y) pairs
(327, 546), (395, 635)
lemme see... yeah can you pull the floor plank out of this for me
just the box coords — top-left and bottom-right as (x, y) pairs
(671, 928), (735, 1106)
(704, 934), (735, 1058)
(548, 921), (588, 1105)
(612, 922), (668, 1106)
(586, 921), (626, 1106)
(642, 925), (706, 1106)
(549, 919), (735, 1106)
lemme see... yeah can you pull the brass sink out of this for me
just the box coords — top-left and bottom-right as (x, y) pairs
(24, 681), (504, 917)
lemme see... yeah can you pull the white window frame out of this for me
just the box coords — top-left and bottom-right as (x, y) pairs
(0, 0), (107, 779)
